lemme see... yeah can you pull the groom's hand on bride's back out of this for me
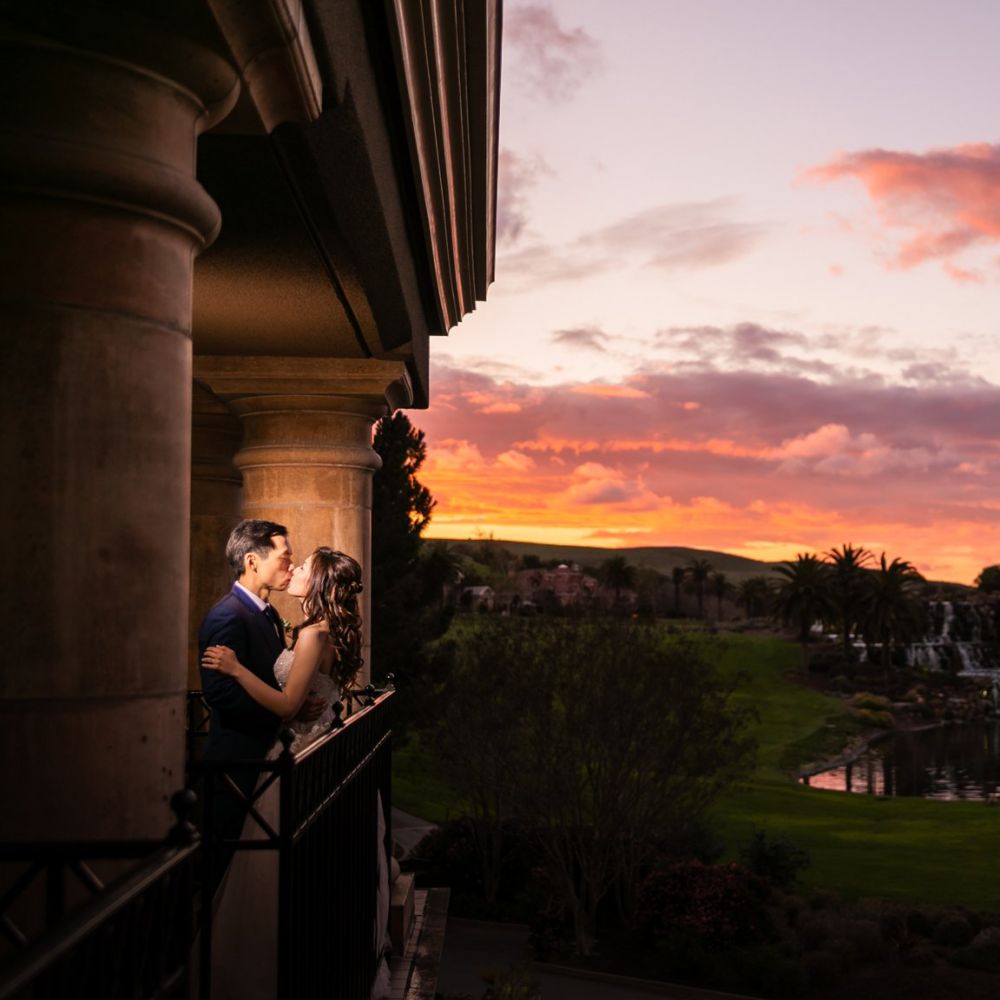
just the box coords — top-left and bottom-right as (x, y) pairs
(295, 693), (327, 723)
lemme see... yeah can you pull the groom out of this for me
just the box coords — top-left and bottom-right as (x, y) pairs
(199, 519), (320, 849)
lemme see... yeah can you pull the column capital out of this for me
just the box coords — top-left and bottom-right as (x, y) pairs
(193, 356), (413, 413)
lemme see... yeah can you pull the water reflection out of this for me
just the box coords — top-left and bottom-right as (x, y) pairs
(802, 721), (1000, 800)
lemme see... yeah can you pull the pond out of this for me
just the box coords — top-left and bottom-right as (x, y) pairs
(801, 721), (1000, 800)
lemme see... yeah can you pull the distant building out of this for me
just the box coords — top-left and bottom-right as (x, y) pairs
(462, 585), (496, 611)
(515, 563), (605, 608)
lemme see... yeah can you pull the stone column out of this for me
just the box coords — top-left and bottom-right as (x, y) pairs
(189, 381), (243, 688)
(194, 358), (413, 687)
(0, 16), (238, 839)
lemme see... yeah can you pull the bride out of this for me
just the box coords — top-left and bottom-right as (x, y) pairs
(202, 547), (390, 999)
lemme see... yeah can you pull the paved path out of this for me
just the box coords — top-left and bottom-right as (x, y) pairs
(437, 918), (756, 1000)
(391, 807), (437, 858)
(390, 813), (755, 1000)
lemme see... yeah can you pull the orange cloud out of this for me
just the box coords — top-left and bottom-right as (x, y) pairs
(809, 142), (1000, 281)
(416, 362), (1000, 584)
(572, 383), (650, 399)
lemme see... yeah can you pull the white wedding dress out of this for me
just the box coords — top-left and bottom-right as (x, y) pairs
(210, 648), (391, 1000)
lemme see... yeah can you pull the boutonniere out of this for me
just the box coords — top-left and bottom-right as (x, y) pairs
(280, 617), (292, 634)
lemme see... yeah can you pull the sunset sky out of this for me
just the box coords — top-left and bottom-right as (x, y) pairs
(417, 0), (1000, 584)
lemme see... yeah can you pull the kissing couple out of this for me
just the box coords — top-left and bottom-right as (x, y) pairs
(198, 517), (364, 842)
(196, 519), (390, 999)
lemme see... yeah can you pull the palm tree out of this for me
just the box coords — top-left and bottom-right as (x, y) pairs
(824, 543), (873, 659)
(864, 554), (924, 671)
(685, 558), (713, 618)
(671, 566), (686, 616)
(772, 553), (834, 674)
(599, 555), (636, 607)
(736, 575), (772, 619)
(710, 571), (732, 621)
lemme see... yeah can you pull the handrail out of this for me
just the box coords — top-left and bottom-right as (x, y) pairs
(0, 839), (198, 1000)
(189, 687), (394, 1000)
(0, 792), (199, 1000)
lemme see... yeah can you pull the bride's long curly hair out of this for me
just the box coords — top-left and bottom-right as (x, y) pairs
(293, 547), (363, 690)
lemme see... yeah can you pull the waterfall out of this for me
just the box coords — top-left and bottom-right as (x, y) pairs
(905, 600), (1000, 677)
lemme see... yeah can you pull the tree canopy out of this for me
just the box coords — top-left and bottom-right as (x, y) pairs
(435, 616), (756, 956)
(370, 413), (450, 730)
(772, 554), (834, 672)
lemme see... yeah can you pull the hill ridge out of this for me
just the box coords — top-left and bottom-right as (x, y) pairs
(430, 536), (781, 579)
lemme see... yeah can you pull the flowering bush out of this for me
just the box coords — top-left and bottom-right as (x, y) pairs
(635, 860), (772, 948)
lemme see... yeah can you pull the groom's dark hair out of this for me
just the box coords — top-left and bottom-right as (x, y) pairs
(226, 519), (289, 579)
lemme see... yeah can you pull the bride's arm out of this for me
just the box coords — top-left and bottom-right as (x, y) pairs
(201, 629), (326, 721)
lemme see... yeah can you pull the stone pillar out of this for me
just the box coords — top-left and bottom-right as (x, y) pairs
(194, 359), (413, 686)
(189, 381), (243, 688)
(0, 16), (238, 839)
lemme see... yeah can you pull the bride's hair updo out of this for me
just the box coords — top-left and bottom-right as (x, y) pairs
(295, 547), (363, 690)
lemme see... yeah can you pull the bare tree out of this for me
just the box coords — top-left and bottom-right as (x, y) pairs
(436, 617), (757, 955)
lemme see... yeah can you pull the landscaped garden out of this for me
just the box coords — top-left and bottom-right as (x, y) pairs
(397, 626), (1000, 912)
(710, 634), (1000, 912)
(396, 620), (1000, 997)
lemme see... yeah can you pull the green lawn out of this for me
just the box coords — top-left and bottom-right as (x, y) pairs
(712, 634), (1000, 911)
(393, 628), (1000, 911)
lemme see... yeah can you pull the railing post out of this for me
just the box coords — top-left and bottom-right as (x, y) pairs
(200, 770), (216, 1000)
(276, 728), (295, 1000)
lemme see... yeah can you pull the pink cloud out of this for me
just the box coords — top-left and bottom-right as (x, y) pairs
(809, 142), (1000, 280)
(415, 358), (1000, 582)
(504, 2), (603, 103)
(497, 149), (550, 244)
(772, 423), (945, 478)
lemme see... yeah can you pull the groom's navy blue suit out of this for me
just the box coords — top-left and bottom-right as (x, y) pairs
(199, 584), (286, 845)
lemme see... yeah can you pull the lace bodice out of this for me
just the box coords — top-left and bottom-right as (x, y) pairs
(273, 648), (339, 753)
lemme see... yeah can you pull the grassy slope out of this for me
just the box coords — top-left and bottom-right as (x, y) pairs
(433, 537), (781, 580)
(713, 635), (1000, 911)
(393, 627), (1000, 911)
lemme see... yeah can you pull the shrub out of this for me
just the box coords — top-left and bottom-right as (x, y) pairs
(795, 912), (885, 965)
(808, 649), (851, 675)
(878, 911), (909, 949)
(845, 918), (885, 964)
(803, 950), (841, 987)
(951, 927), (1000, 972)
(778, 892), (807, 925)
(906, 908), (937, 938)
(856, 708), (895, 728)
(796, 912), (836, 951)
(824, 935), (858, 971)
(481, 966), (541, 1000)
(849, 691), (892, 711)
(904, 945), (936, 967)
(807, 888), (840, 911)
(932, 914), (974, 947)
(651, 818), (726, 865)
(636, 861), (772, 948)
(741, 830), (810, 890)
(728, 946), (809, 998)
(411, 818), (540, 919)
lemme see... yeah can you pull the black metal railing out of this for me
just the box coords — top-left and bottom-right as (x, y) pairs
(0, 793), (199, 1000)
(189, 688), (394, 1000)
